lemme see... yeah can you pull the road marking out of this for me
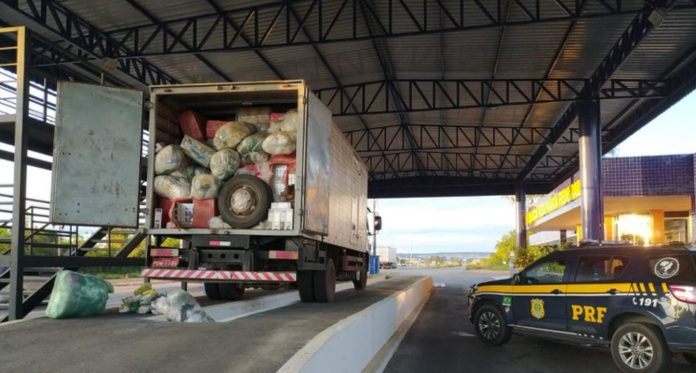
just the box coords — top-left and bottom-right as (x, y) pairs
(433, 282), (447, 288)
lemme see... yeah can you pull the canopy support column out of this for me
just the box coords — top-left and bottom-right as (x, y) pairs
(578, 98), (604, 242)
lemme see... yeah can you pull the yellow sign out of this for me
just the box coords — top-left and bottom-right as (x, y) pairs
(571, 304), (607, 324)
(526, 179), (581, 225)
(530, 298), (545, 319)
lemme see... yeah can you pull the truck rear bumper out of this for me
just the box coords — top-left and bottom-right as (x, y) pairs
(141, 268), (297, 282)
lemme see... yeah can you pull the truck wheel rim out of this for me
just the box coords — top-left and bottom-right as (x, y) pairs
(478, 311), (500, 340)
(229, 185), (257, 216)
(618, 332), (654, 369)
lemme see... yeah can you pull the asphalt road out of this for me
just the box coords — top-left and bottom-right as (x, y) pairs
(385, 266), (694, 373)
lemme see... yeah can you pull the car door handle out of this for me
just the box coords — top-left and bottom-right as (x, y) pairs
(607, 288), (617, 295)
(551, 289), (562, 294)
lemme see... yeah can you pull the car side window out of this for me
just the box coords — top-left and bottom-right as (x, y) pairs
(575, 256), (628, 282)
(522, 259), (567, 284)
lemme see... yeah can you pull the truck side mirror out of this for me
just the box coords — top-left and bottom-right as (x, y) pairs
(513, 273), (522, 284)
(374, 215), (382, 231)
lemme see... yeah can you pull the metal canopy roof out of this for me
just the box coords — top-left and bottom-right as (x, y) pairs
(1, 0), (696, 198)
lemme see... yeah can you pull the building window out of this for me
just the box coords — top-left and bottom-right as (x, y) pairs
(616, 214), (651, 245)
(664, 211), (690, 244)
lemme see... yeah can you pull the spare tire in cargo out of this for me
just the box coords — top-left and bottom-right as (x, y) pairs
(217, 175), (272, 228)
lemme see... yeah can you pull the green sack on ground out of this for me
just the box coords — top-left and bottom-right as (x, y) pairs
(46, 270), (114, 319)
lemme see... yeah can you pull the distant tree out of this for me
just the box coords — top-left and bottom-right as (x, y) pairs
(0, 227), (9, 254)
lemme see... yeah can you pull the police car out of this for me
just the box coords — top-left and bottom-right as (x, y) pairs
(467, 244), (696, 373)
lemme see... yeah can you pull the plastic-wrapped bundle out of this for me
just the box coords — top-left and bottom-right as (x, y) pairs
(191, 174), (220, 199)
(269, 109), (299, 133)
(236, 133), (270, 164)
(46, 270), (114, 319)
(262, 131), (297, 155)
(237, 107), (271, 132)
(213, 121), (256, 150)
(154, 175), (192, 199)
(243, 152), (270, 164)
(154, 145), (187, 175)
(181, 135), (216, 167)
(235, 162), (274, 184)
(209, 216), (232, 229)
(209, 149), (241, 180)
(155, 290), (214, 322)
(170, 165), (207, 181)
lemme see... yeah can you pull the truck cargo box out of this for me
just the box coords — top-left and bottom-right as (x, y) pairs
(50, 80), (368, 254)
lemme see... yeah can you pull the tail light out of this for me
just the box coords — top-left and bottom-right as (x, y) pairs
(669, 285), (696, 304)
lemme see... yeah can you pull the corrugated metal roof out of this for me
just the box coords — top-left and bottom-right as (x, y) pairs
(10, 0), (695, 195)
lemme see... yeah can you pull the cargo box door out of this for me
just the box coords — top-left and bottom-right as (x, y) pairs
(50, 82), (143, 227)
(302, 92), (331, 235)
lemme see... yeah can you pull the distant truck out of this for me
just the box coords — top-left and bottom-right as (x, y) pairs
(49, 80), (369, 303)
(377, 247), (398, 269)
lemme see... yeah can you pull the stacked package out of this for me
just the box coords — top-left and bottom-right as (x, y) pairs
(153, 106), (299, 230)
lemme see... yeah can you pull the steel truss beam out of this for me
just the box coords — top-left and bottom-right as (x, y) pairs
(552, 44), (696, 185)
(315, 78), (666, 115)
(98, 0), (696, 56)
(517, 0), (676, 181)
(368, 176), (551, 198)
(1, 0), (178, 86)
(363, 151), (575, 180)
(345, 124), (581, 152)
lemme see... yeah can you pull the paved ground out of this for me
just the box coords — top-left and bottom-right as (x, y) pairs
(0, 276), (420, 373)
(385, 267), (694, 373)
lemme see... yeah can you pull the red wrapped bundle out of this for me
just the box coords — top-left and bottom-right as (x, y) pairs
(179, 111), (206, 141)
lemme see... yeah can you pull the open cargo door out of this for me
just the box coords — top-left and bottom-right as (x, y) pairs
(302, 92), (331, 235)
(50, 82), (143, 227)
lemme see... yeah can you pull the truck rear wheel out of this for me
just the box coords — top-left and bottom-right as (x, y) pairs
(219, 283), (245, 301)
(353, 260), (368, 290)
(204, 282), (222, 300)
(297, 270), (315, 302)
(313, 259), (336, 303)
(218, 175), (272, 228)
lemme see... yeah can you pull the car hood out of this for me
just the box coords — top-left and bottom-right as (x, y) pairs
(472, 278), (511, 288)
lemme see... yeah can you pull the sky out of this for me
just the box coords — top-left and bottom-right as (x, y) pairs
(2, 90), (696, 254)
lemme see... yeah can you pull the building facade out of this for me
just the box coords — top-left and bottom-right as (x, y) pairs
(528, 154), (696, 246)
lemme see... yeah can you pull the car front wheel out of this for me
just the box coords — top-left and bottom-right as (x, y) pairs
(473, 304), (512, 346)
(610, 323), (670, 373)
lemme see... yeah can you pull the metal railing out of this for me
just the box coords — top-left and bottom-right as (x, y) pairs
(0, 184), (145, 258)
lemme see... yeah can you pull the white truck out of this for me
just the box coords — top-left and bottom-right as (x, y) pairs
(49, 80), (369, 303)
(377, 247), (398, 269)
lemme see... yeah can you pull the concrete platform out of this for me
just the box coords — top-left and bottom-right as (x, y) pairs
(0, 276), (425, 373)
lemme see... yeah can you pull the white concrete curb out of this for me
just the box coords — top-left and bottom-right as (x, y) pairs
(277, 276), (434, 373)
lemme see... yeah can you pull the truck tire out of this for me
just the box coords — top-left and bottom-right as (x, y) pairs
(313, 258), (336, 303)
(473, 304), (512, 346)
(611, 323), (671, 373)
(204, 282), (222, 300)
(218, 175), (272, 229)
(219, 283), (245, 301)
(353, 260), (368, 290)
(297, 270), (315, 302)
